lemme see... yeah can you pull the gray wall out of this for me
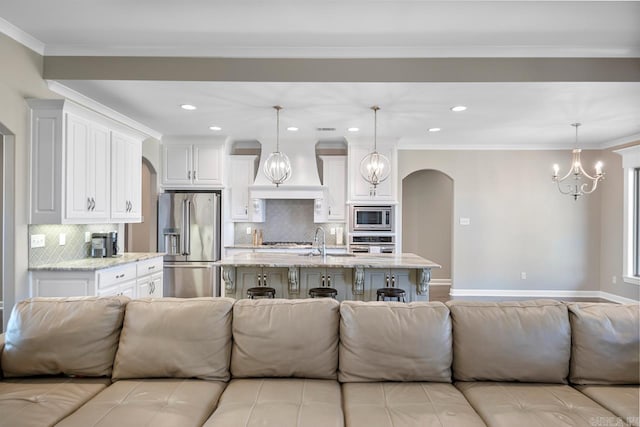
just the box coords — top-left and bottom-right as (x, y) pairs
(402, 170), (453, 280)
(399, 150), (605, 293)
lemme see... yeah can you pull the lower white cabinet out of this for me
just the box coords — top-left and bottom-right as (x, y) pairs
(30, 256), (164, 299)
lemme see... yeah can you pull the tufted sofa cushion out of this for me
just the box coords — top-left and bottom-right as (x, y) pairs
(231, 298), (340, 379)
(339, 301), (452, 382)
(112, 297), (234, 381)
(447, 300), (571, 383)
(1, 296), (128, 377)
(568, 303), (640, 385)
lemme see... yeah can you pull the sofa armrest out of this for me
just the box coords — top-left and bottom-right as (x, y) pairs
(0, 333), (4, 378)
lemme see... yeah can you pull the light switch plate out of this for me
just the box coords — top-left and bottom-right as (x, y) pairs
(59, 233), (66, 246)
(85, 232), (91, 243)
(30, 234), (45, 248)
(521, 272), (527, 280)
(459, 217), (471, 226)
(246, 227), (252, 235)
(330, 228), (336, 235)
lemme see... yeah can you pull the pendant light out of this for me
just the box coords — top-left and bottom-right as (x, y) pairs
(263, 105), (292, 187)
(552, 123), (605, 200)
(360, 105), (391, 195)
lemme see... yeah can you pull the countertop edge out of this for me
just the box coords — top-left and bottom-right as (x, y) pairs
(29, 252), (165, 272)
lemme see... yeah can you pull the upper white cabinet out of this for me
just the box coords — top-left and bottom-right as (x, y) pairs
(28, 99), (145, 224)
(319, 156), (347, 222)
(111, 131), (142, 221)
(348, 144), (396, 202)
(162, 141), (224, 187)
(229, 155), (264, 222)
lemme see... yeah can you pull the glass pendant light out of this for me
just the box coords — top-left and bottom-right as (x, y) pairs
(263, 105), (292, 187)
(360, 105), (390, 195)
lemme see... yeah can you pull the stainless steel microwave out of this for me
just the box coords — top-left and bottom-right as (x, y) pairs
(350, 205), (394, 232)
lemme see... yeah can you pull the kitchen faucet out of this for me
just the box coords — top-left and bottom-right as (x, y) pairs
(314, 227), (326, 258)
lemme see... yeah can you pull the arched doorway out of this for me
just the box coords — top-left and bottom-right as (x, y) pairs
(402, 169), (453, 301)
(125, 157), (158, 252)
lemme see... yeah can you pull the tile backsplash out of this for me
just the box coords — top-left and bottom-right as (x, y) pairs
(29, 224), (119, 267)
(234, 199), (345, 245)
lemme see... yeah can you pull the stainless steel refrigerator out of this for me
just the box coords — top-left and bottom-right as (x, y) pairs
(158, 191), (221, 297)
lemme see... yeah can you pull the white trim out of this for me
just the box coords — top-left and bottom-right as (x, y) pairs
(600, 133), (640, 149)
(449, 288), (638, 303)
(623, 275), (640, 286)
(46, 81), (163, 140)
(397, 143), (605, 151)
(430, 279), (452, 287)
(0, 17), (45, 55)
(1, 134), (15, 332)
(614, 144), (640, 285)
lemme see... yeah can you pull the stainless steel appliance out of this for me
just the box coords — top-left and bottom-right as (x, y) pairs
(349, 234), (396, 253)
(351, 205), (394, 232)
(158, 191), (221, 297)
(91, 232), (118, 258)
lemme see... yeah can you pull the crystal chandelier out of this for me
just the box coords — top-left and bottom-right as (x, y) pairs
(552, 123), (605, 200)
(360, 106), (390, 195)
(263, 105), (292, 187)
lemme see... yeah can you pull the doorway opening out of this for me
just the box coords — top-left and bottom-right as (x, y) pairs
(0, 123), (16, 332)
(125, 157), (158, 252)
(402, 169), (453, 302)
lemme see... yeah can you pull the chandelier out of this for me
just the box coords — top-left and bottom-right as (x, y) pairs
(263, 105), (292, 187)
(360, 106), (390, 195)
(552, 123), (604, 200)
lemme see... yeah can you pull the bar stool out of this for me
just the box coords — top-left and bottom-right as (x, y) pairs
(309, 287), (338, 298)
(247, 287), (276, 299)
(376, 287), (406, 302)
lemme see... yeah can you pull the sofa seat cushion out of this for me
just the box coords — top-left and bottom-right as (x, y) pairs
(203, 378), (343, 427)
(56, 379), (226, 427)
(575, 385), (640, 427)
(342, 382), (486, 427)
(0, 377), (110, 427)
(339, 301), (452, 383)
(447, 300), (571, 383)
(456, 382), (627, 427)
(568, 303), (640, 384)
(2, 297), (128, 377)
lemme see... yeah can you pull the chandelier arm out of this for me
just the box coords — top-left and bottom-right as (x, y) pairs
(576, 162), (599, 181)
(580, 178), (601, 195)
(554, 166), (575, 183)
(555, 180), (579, 196)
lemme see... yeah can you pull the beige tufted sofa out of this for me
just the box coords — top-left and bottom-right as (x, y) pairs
(0, 297), (638, 427)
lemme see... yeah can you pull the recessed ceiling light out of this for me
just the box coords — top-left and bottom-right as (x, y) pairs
(347, 127), (360, 132)
(180, 104), (197, 110)
(287, 127), (299, 131)
(209, 126), (222, 131)
(450, 105), (467, 112)
(428, 128), (441, 132)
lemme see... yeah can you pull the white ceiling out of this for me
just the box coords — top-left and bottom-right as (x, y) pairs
(1, 1), (640, 148)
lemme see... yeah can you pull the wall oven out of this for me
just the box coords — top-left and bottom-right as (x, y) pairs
(350, 205), (394, 232)
(349, 234), (395, 254)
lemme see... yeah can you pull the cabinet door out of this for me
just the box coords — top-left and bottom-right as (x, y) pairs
(90, 124), (111, 219)
(125, 136), (142, 220)
(363, 268), (389, 301)
(349, 145), (394, 201)
(326, 268), (350, 301)
(111, 132), (142, 221)
(263, 268), (288, 298)
(65, 114), (92, 220)
(30, 272), (94, 297)
(299, 268), (325, 297)
(193, 144), (223, 185)
(229, 156), (254, 221)
(162, 144), (192, 185)
(120, 280), (137, 298)
(323, 156), (347, 221)
(150, 272), (163, 298)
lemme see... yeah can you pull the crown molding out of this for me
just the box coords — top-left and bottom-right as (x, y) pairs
(46, 80), (162, 140)
(600, 132), (640, 149)
(0, 16), (45, 55)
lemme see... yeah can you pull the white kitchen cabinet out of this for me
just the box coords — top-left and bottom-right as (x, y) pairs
(28, 99), (145, 224)
(316, 156), (347, 222)
(229, 155), (264, 222)
(162, 142), (224, 187)
(299, 267), (351, 300)
(348, 145), (395, 201)
(111, 131), (142, 221)
(29, 256), (164, 299)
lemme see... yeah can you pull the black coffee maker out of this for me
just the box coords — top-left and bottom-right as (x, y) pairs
(91, 231), (118, 257)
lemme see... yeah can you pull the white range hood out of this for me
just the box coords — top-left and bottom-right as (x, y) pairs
(250, 137), (325, 199)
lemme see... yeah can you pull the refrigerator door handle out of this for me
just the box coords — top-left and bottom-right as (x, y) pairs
(182, 199), (191, 256)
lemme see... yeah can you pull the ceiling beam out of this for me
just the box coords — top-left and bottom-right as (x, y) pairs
(43, 57), (640, 82)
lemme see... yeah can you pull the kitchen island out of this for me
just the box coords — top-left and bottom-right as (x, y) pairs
(216, 252), (440, 302)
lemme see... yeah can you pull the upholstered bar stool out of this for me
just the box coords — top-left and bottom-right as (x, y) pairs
(247, 287), (276, 299)
(309, 287), (338, 298)
(376, 287), (406, 302)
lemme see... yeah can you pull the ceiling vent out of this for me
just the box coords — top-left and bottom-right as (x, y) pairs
(316, 127), (336, 132)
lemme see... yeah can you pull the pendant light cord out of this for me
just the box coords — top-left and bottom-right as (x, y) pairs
(372, 105), (380, 151)
(274, 105), (282, 152)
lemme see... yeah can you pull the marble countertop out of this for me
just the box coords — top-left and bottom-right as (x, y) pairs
(215, 252), (440, 269)
(29, 252), (165, 271)
(226, 244), (347, 250)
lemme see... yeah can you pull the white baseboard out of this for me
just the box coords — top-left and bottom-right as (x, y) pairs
(449, 288), (638, 304)
(429, 279), (452, 287)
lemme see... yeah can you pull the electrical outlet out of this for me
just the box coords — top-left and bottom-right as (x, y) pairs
(85, 232), (91, 243)
(612, 276), (617, 284)
(59, 233), (66, 246)
(246, 227), (252, 235)
(521, 272), (527, 280)
(330, 228), (336, 235)
(459, 217), (471, 226)
(30, 234), (45, 248)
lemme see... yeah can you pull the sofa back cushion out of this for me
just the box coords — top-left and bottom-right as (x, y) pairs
(447, 300), (571, 383)
(1, 296), (128, 377)
(112, 297), (234, 381)
(339, 301), (452, 382)
(231, 298), (340, 379)
(569, 303), (640, 384)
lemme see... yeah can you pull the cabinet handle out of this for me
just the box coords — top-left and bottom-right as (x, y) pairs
(321, 274), (325, 287)
(386, 274), (390, 286)
(257, 274), (262, 286)
(188, 170), (191, 180)
(148, 265), (155, 270)
(91, 198), (96, 211)
(328, 207), (331, 216)
(327, 275), (331, 287)
(391, 275), (396, 287)
(130, 201), (133, 212)
(262, 274), (267, 287)
(87, 197), (92, 211)
(150, 281), (155, 294)
(245, 206), (248, 215)
(193, 170), (196, 180)
(116, 274), (125, 279)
